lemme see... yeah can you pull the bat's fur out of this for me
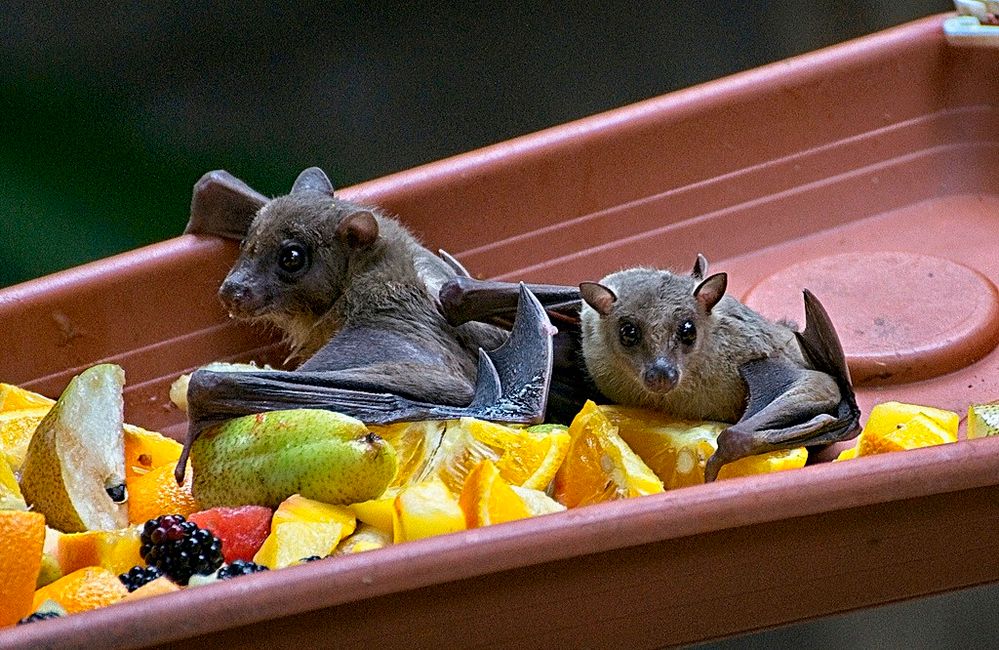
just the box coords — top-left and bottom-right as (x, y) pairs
(579, 266), (840, 423)
(218, 183), (507, 405)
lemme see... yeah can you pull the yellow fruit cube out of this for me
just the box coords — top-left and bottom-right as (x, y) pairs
(253, 494), (358, 568)
(122, 576), (180, 602)
(56, 526), (143, 575)
(392, 476), (466, 543)
(273, 494), (357, 535)
(334, 524), (392, 554)
(860, 401), (959, 441)
(859, 412), (957, 455)
(253, 521), (345, 568)
(348, 489), (398, 536)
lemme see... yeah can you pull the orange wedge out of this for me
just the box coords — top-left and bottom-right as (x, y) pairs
(601, 405), (806, 487)
(0, 383), (54, 412)
(123, 424), (182, 483)
(0, 510), (46, 626)
(31, 566), (127, 614)
(368, 420), (445, 488)
(459, 460), (532, 528)
(423, 418), (570, 494)
(127, 462), (199, 525)
(553, 401), (664, 508)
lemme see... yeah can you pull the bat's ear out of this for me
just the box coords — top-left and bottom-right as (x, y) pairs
(579, 282), (617, 316)
(291, 167), (335, 196)
(336, 210), (379, 249)
(185, 170), (268, 240)
(694, 272), (727, 313)
(692, 253), (709, 280)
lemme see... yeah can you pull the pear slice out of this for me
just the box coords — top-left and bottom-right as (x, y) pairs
(191, 409), (397, 509)
(20, 364), (128, 533)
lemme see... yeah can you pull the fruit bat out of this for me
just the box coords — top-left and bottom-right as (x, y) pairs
(438, 256), (861, 481)
(175, 168), (555, 483)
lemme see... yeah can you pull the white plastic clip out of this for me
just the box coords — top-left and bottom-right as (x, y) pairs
(945, 1), (999, 47)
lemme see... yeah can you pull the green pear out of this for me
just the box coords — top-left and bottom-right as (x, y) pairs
(19, 364), (129, 533)
(191, 409), (398, 509)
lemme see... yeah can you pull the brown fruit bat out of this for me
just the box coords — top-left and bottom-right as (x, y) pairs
(439, 255), (861, 481)
(174, 168), (555, 483)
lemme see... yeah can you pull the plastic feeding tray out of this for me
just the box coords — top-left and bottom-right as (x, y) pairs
(3, 13), (999, 649)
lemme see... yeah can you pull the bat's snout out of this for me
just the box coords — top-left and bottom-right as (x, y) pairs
(643, 358), (679, 393)
(218, 276), (262, 317)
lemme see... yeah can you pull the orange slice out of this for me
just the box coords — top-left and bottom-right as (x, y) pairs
(553, 401), (664, 508)
(31, 566), (127, 614)
(127, 462), (199, 525)
(459, 460), (532, 528)
(0, 384), (54, 412)
(0, 510), (46, 626)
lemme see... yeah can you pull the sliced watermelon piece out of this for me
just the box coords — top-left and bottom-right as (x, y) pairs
(189, 505), (273, 563)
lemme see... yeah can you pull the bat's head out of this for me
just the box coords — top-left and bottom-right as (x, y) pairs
(217, 167), (381, 355)
(578, 260), (727, 403)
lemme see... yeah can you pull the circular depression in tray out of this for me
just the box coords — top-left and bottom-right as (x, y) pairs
(743, 251), (999, 386)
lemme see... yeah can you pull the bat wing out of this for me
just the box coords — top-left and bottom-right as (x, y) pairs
(184, 170), (269, 240)
(438, 275), (600, 423)
(704, 290), (862, 482)
(177, 284), (554, 482)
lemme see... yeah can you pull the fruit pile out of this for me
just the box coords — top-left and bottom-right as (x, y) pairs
(0, 363), (991, 630)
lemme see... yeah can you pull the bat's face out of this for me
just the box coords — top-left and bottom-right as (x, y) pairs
(218, 194), (351, 337)
(580, 269), (709, 401)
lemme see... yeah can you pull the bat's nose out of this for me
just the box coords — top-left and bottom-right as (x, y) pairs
(643, 358), (679, 393)
(218, 277), (255, 314)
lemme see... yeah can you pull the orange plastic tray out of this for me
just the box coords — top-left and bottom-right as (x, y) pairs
(3, 14), (998, 648)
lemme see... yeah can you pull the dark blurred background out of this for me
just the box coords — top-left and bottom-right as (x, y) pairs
(8, 2), (991, 648)
(1, 0), (951, 289)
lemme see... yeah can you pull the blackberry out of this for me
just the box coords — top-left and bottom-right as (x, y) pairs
(17, 611), (62, 625)
(217, 560), (269, 580)
(118, 565), (164, 592)
(139, 515), (224, 585)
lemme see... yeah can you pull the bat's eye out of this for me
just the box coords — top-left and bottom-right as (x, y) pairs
(618, 320), (642, 347)
(677, 319), (697, 345)
(277, 242), (310, 274)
